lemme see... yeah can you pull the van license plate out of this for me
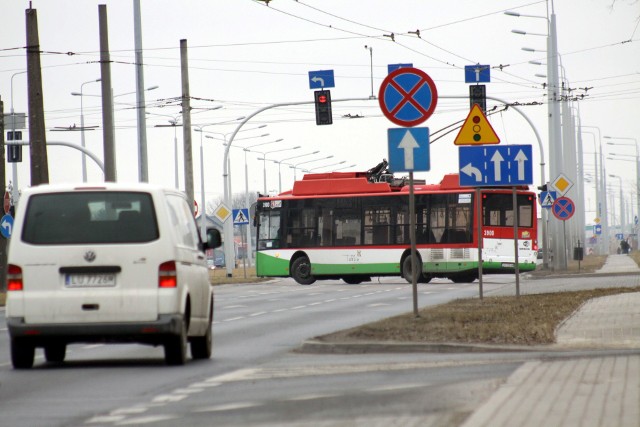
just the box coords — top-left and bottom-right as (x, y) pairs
(65, 274), (116, 287)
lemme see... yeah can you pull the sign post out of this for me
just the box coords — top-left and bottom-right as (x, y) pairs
(379, 66), (437, 317)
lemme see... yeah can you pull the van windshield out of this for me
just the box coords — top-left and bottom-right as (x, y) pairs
(22, 191), (159, 244)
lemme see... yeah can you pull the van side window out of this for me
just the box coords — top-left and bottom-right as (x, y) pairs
(166, 195), (200, 249)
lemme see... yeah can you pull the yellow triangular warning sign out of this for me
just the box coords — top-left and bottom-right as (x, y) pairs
(454, 104), (501, 145)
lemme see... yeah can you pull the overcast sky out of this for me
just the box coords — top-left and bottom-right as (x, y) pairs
(1, 0), (639, 218)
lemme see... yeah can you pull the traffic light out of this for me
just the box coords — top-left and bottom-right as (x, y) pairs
(537, 184), (548, 192)
(314, 89), (332, 125)
(469, 84), (486, 113)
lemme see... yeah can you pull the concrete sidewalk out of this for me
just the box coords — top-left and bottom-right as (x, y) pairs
(461, 254), (640, 427)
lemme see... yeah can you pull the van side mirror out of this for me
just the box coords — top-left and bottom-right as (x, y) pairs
(204, 228), (222, 249)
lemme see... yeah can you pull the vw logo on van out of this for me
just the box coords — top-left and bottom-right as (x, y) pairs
(84, 251), (96, 263)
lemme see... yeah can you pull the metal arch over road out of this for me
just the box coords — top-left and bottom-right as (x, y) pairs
(6, 140), (105, 174)
(220, 94), (547, 277)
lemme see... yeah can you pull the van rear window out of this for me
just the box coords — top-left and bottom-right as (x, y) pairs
(22, 192), (159, 244)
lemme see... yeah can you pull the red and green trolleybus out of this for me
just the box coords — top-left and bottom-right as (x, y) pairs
(255, 162), (538, 285)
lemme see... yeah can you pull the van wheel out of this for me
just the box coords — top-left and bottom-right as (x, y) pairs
(11, 338), (35, 369)
(44, 343), (67, 363)
(191, 308), (213, 360)
(291, 256), (316, 285)
(165, 317), (187, 366)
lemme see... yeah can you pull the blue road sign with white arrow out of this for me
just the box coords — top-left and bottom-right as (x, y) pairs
(464, 64), (490, 83)
(308, 70), (335, 89)
(388, 128), (430, 172)
(458, 144), (533, 187)
(594, 224), (602, 235)
(1, 214), (13, 239)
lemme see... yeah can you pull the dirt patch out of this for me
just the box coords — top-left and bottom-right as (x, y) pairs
(318, 287), (640, 346)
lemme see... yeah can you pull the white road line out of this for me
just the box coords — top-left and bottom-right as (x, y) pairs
(249, 311), (266, 317)
(291, 305), (307, 310)
(308, 302), (322, 306)
(284, 393), (341, 401)
(195, 402), (263, 413)
(271, 308), (288, 313)
(222, 316), (245, 322)
(116, 415), (178, 425)
(368, 383), (428, 392)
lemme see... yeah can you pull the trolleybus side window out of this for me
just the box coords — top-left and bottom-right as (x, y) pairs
(286, 206), (316, 247)
(364, 206), (391, 245)
(334, 209), (361, 246)
(483, 193), (534, 227)
(395, 204), (411, 244)
(258, 209), (281, 249)
(430, 193), (473, 244)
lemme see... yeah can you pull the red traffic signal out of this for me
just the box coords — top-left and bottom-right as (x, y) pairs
(314, 90), (332, 125)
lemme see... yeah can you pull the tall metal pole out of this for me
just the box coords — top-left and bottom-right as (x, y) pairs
(10, 71), (26, 205)
(180, 39), (194, 215)
(548, 9), (564, 269)
(78, 79), (101, 182)
(26, 7), (49, 185)
(200, 132), (206, 241)
(133, 0), (149, 182)
(98, 5), (116, 182)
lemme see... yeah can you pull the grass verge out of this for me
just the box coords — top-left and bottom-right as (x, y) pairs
(319, 286), (640, 346)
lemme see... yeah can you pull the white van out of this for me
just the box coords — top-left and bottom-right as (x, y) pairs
(5, 183), (221, 369)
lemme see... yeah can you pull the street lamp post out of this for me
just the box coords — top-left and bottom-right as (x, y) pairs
(10, 71), (27, 205)
(583, 126), (608, 254)
(610, 174), (625, 238)
(150, 112), (182, 189)
(256, 146), (301, 194)
(308, 160), (347, 172)
(333, 164), (357, 171)
(72, 85), (159, 182)
(272, 151), (319, 193)
(74, 79), (101, 182)
(291, 155), (334, 180)
(507, 5), (563, 269)
(605, 136), (639, 238)
(206, 129), (272, 267)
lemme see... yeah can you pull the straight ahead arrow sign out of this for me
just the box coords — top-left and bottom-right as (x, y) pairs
(515, 149), (528, 180)
(398, 130), (419, 170)
(387, 127), (430, 173)
(490, 150), (504, 182)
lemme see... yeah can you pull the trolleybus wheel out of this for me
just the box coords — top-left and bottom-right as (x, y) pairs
(402, 255), (423, 284)
(291, 256), (316, 285)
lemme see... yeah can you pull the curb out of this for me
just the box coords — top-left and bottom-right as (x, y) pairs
(296, 339), (554, 355)
(524, 271), (640, 280)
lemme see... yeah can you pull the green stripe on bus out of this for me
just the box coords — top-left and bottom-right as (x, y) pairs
(256, 252), (290, 276)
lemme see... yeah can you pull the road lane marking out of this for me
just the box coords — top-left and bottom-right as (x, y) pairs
(117, 415), (178, 425)
(195, 402), (263, 412)
(222, 316), (245, 322)
(249, 311), (267, 317)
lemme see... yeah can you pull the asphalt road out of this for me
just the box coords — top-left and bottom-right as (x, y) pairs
(0, 273), (637, 427)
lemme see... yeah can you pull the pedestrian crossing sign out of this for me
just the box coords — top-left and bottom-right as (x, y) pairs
(232, 208), (250, 225)
(539, 191), (557, 208)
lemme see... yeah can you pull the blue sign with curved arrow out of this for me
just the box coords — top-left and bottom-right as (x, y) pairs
(458, 145), (533, 187)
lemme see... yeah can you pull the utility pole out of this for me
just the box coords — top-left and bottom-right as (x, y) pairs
(26, 7), (49, 185)
(0, 97), (7, 292)
(180, 39), (194, 215)
(133, 0), (149, 182)
(99, 5), (116, 182)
